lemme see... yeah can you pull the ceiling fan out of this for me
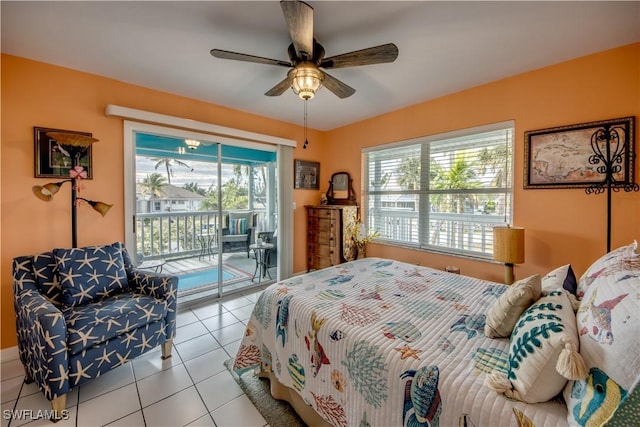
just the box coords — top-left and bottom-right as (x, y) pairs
(210, 0), (399, 100)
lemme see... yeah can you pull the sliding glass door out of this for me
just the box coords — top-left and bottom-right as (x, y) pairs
(128, 128), (278, 303)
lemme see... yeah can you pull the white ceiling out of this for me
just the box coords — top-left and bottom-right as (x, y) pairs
(2, 1), (639, 131)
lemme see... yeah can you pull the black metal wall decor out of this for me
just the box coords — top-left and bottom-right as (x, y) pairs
(584, 116), (638, 252)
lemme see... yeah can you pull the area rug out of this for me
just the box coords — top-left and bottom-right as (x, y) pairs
(178, 266), (252, 297)
(224, 359), (305, 427)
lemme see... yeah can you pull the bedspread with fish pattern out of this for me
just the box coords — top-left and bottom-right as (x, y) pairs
(233, 258), (569, 427)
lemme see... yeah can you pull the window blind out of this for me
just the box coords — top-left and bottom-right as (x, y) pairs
(364, 122), (514, 258)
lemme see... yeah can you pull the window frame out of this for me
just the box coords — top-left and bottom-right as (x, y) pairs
(363, 121), (515, 260)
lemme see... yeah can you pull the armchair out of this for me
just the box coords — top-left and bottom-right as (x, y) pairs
(221, 211), (257, 257)
(12, 242), (177, 420)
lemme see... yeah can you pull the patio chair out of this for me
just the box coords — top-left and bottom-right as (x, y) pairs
(12, 242), (177, 420)
(221, 211), (257, 257)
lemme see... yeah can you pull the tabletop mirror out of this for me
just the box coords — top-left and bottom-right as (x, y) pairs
(326, 172), (357, 205)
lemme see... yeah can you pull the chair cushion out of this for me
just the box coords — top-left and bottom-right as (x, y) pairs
(30, 252), (63, 306)
(63, 293), (167, 356)
(54, 243), (128, 307)
(223, 234), (248, 243)
(230, 218), (247, 235)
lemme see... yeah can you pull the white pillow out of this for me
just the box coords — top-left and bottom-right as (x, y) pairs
(484, 275), (541, 338)
(485, 289), (586, 403)
(564, 242), (640, 426)
(541, 264), (578, 296)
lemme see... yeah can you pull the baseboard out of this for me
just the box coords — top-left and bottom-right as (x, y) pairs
(1, 346), (19, 362)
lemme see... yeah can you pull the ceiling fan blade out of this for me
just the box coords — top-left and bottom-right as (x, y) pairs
(265, 73), (295, 97)
(320, 43), (399, 69)
(210, 49), (291, 67)
(281, 0), (314, 61)
(321, 71), (356, 99)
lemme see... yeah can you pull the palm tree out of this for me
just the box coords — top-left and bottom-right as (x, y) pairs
(152, 158), (193, 185)
(139, 173), (166, 198)
(397, 157), (421, 190)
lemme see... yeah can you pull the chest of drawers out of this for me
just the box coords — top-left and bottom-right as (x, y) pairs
(305, 205), (358, 271)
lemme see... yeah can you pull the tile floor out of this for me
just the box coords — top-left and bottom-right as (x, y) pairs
(1, 287), (269, 427)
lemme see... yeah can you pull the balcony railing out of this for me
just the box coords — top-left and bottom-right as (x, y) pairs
(136, 210), (267, 261)
(369, 209), (506, 255)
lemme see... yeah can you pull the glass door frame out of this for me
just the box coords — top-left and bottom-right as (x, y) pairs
(123, 120), (287, 301)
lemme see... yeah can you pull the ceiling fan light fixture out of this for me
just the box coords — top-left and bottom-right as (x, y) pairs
(291, 64), (324, 100)
(184, 139), (201, 150)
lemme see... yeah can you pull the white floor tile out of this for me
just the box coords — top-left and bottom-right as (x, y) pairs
(190, 301), (227, 320)
(0, 359), (25, 380)
(131, 346), (183, 381)
(229, 304), (255, 322)
(16, 380), (39, 399)
(78, 362), (135, 403)
(12, 391), (60, 427)
(136, 363), (194, 407)
(76, 382), (141, 426)
(210, 394), (266, 427)
(186, 413), (216, 426)
(14, 406), (78, 427)
(184, 348), (229, 384)
(223, 339), (242, 359)
(174, 322), (210, 345)
(220, 296), (254, 311)
(175, 334), (221, 362)
(176, 310), (200, 327)
(1, 401), (15, 427)
(104, 410), (145, 426)
(195, 370), (244, 412)
(201, 312), (240, 332)
(1, 376), (24, 403)
(211, 322), (248, 347)
(143, 386), (208, 427)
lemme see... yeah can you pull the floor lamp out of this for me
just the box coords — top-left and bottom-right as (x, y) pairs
(32, 132), (112, 248)
(584, 120), (638, 253)
(493, 225), (525, 285)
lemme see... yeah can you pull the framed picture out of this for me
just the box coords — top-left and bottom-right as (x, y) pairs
(524, 116), (635, 189)
(34, 127), (93, 179)
(294, 159), (320, 189)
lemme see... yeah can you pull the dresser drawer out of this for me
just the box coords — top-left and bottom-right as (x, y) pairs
(307, 207), (339, 220)
(307, 243), (335, 258)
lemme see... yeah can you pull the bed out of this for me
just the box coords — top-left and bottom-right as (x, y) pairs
(233, 246), (639, 426)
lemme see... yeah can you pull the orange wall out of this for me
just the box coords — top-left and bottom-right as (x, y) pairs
(2, 43), (639, 349)
(325, 43), (640, 283)
(0, 54), (325, 348)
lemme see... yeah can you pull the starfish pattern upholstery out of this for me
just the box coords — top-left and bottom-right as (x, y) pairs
(13, 242), (177, 418)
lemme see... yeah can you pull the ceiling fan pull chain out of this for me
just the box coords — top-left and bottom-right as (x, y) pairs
(303, 99), (309, 149)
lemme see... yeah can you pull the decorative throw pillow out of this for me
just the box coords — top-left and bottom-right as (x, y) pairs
(541, 264), (578, 296)
(54, 243), (128, 307)
(485, 289), (586, 403)
(484, 275), (541, 338)
(564, 242), (639, 426)
(230, 218), (247, 235)
(576, 241), (637, 299)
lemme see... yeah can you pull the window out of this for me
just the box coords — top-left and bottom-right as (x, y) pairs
(363, 122), (514, 258)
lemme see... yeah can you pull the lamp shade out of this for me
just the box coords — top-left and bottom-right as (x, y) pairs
(290, 63), (324, 100)
(32, 182), (63, 201)
(493, 226), (525, 264)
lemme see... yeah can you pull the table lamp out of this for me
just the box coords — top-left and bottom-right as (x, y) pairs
(493, 225), (525, 285)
